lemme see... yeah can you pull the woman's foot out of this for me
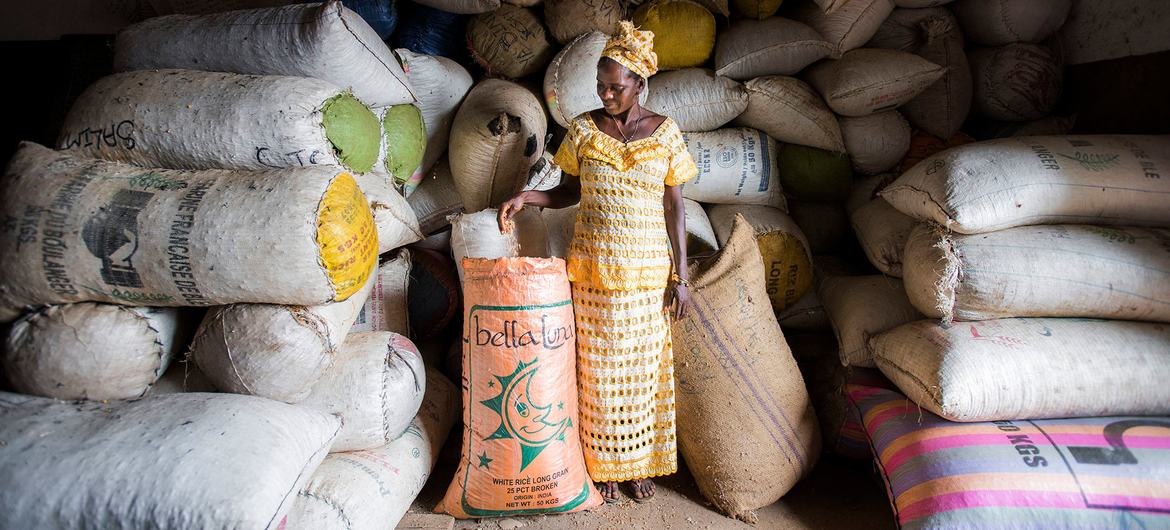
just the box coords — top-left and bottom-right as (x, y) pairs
(626, 478), (656, 502)
(599, 481), (621, 503)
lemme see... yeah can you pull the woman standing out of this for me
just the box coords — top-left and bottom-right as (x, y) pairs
(497, 22), (697, 503)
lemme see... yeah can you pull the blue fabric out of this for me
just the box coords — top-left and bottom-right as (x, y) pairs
(392, 1), (468, 60)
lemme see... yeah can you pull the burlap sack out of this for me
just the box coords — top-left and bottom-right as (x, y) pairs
(632, 0), (717, 70)
(114, 1), (414, 107)
(793, 0), (896, 57)
(706, 204), (812, 313)
(880, 135), (1170, 234)
(840, 110), (912, 175)
(644, 69), (747, 133)
(804, 48), (946, 117)
(777, 291), (831, 331)
(903, 224), (1170, 323)
(543, 0), (622, 45)
(952, 0), (1072, 46)
(714, 18), (832, 81)
(970, 43), (1063, 122)
(871, 318), (1170, 421)
(850, 197), (915, 277)
(888, 10), (973, 139)
(734, 76), (845, 153)
(468, 5), (555, 79)
(674, 214), (820, 522)
(867, 6), (952, 51)
(681, 128), (784, 206)
(819, 275), (921, 367)
(0, 143), (376, 322)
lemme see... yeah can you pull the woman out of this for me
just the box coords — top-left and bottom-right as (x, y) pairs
(497, 21), (697, 503)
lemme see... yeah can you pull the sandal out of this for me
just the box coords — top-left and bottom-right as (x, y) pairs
(598, 481), (622, 504)
(626, 478), (656, 503)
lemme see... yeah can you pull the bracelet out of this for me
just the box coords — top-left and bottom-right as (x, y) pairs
(670, 272), (690, 287)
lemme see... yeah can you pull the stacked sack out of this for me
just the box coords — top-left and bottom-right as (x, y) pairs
(0, 3), (463, 529)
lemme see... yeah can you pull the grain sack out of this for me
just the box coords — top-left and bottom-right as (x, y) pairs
(544, 0), (622, 45)
(351, 250), (412, 336)
(0, 143), (377, 322)
(899, 15), (972, 139)
(190, 274), (374, 404)
(731, 0), (781, 19)
(286, 368), (459, 530)
(0, 391), (340, 529)
(866, 6), (952, 51)
(684, 198), (720, 256)
(147, 359), (216, 395)
(468, 5), (555, 79)
(394, 2), (472, 59)
(840, 111), (911, 175)
(301, 331), (426, 452)
(903, 224), (1170, 323)
(777, 291), (830, 331)
(436, 257), (602, 518)
(451, 209), (549, 281)
(778, 144), (853, 202)
(381, 104), (427, 189)
(707, 204), (812, 312)
(681, 128), (784, 206)
(870, 318), (1170, 421)
(851, 197), (915, 277)
(970, 113), (1077, 140)
(351, 173), (421, 255)
(544, 32), (649, 129)
(794, 0), (896, 58)
(114, 1), (415, 107)
(787, 199), (849, 253)
(845, 172), (896, 215)
(851, 387), (1170, 529)
(411, 0), (498, 13)
(674, 215), (820, 521)
(880, 135), (1170, 234)
(734, 76), (845, 153)
(643, 69), (746, 132)
(408, 159), (465, 235)
(804, 49), (946, 117)
(3, 304), (180, 400)
(953, 0), (1072, 46)
(522, 151), (564, 193)
(59, 70), (382, 174)
(632, 0), (717, 70)
(799, 358), (892, 459)
(407, 248), (462, 341)
(819, 275), (921, 367)
(450, 79), (547, 213)
(542, 205), (578, 258)
(395, 50), (474, 185)
(412, 229), (453, 253)
(897, 129), (975, 172)
(714, 18), (832, 81)
(893, 0), (955, 6)
(971, 43), (1063, 122)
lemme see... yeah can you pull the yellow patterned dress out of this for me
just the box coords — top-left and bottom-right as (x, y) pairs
(552, 113), (697, 482)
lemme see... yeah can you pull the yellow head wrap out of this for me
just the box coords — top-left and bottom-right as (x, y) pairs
(601, 21), (658, 80)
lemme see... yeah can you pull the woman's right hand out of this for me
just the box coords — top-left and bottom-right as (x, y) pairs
(497, 192), (528, 234)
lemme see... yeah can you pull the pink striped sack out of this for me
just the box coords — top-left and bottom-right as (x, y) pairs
(848, 386), (1170, 529)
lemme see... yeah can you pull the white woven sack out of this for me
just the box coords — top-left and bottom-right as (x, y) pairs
(542, 204), (579, 258)
(794, 0), (896, 57)
(804, 49), (946, 117)
(902, 224), (1170, 323)
(840, 111), (911, 174)
(644, 69), (746, 133)
(819, 275), (921, 367)
(396, 49), (475, 184)
(734, 76), (845, 153)
(684, 198), (720, 256)
(682, 128), (784, 207)
(544, 32), (649, 129)
(0, 391), (340, 529)
(952, 0), (1072, 46)
(871, 318), (1170, 421)
(970, 43), (1063, 122)
(147, 359), (216, 395)
(450, 209), (549, 281)
(879, 135), (1170, 234)
(114, 1), (414, 107)
(351, 250), (412, 336)
(3, 304), (180, 400)
(714, 18), (832, 81)
(408, 159), (466, 235)
(353, 172), (424, 253)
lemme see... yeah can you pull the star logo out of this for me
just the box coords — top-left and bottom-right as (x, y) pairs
(480, 358), (572, 472)
(478, 451), (494, 469)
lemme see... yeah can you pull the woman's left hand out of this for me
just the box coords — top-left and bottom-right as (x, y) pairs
(665, 283), (691, 320)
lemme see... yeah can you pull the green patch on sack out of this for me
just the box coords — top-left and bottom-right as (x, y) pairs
(382, 104), (427, 185)
(778, 144), (853, 202)
(322, 94), (381, 174)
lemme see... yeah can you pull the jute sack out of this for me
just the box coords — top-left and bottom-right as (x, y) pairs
(450, 209), (549, 281)
(59, 70), (382, 174)
(542, 204), (578, 258)
(706, 204), (812, 312)
(952, 0), (1072, 47)
(544, 32), (649, 129)
(450, 79), (547, 213)
(674, 215), (820, 521)
(300, 331), (426, 452)
(714, 18), (832, 81)
(681, 128), (784, 206)
(0, 391), (340, 529)
(840, 110), (911, 175)
(777, 291), (831, 331)
(902, 224), (1170, 323)
(684, 198), (720, 256)
(851, 197), (915, 277)
(899, 14), (972, 140)
(437, 257), (602, 518)
(970, 43), (1063, 122)
(731, 0), (781, 19)
(395, 49), (474, 188)
(804, 49), (946, 117)
(0, 143), (377, 322)
(632, 0), (717, 70)
(880, 135), (1170, 234)
(845, 172), (896, 215)
(3, 304), (180, 400)
(778, 143), (853, 203)
(787, 199), (849, 253)
(898, 129), (975, 172)
(411, 0), (499, 14)
(734, 76), (845, 153)
(644, 69), (745, 132)
(351, 250), (412, 336)
(405, 248), (462, 341)
(286, 367), (459, 530)
(543, 0), (622, 45)
(190, 273), (375, 404)
(380, 104), (428, 190)
(866, 6), (953, 51)
(408, 159), (465, 235)
(114, 1), (415, 107)
(819, 275), (921, 367)
(468, 5), (555, 79)
(870, 318), (1170, 421)
(146, 359), (216, 395)
(793, 0), (896, 58)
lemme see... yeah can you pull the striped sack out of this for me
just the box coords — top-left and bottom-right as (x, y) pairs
(848, 386), (1170, 529)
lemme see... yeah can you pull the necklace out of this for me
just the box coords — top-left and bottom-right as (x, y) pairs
(611, 106), (644, 143)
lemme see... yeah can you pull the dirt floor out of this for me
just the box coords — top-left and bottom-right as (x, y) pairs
(403, 436), (897, 530)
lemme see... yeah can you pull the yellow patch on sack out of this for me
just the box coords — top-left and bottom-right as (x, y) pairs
(317, 172), (378, 301)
